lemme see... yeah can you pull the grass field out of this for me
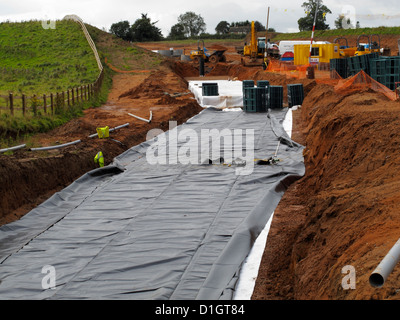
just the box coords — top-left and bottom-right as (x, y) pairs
(0, 20), (167, 144)
(272, 26), (400, 41)
(0, 20), (101, 96)
(0, 20), (110, 143)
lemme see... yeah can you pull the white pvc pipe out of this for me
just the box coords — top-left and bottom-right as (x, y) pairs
(88, 123), (130, 138)
(88, 132), (99, 138)
(369, 238), (400, 288)
(128, 112), (152, 123)
(109, 123), (130, 132)
(30, 140), (82, 151)
(0, 144), (26, 153)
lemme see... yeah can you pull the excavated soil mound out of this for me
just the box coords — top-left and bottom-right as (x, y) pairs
(167, 60), (199, 79)
(156, 94), (181, 105)
(118, 70), (168, 99)
(253, 82), (400, 300)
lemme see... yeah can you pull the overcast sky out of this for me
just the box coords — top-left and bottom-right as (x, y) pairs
(1, 0), (400, 37)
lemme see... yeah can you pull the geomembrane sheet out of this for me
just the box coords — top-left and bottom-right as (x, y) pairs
(0, 108), (304, 300)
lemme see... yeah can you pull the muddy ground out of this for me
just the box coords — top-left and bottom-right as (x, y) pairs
(1, 35), (400, 300)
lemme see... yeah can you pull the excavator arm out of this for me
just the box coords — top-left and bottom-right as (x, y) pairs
(250, 21), (257, 60)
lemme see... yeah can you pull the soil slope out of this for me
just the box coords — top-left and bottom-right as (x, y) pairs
(252, 83), (400, 300)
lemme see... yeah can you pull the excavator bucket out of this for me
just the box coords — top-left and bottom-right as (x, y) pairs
(241, 56), (264, 67)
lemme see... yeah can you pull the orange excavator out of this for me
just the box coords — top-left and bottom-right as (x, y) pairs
(241, 9), (276, 68)
(241, 21), (265, 67)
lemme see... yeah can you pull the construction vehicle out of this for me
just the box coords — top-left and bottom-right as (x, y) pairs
(190, 40), (227, 64)
(334, 37), (356, 58)
(241, 21), (279, 67)
(334, 35), (386, 58)
(354, 34), (381, 56)
(240, 7), (280, 68)
(241, 21), (262, 66)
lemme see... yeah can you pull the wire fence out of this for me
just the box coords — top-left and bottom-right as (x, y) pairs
(0, 69), (104, 117)
(0, 14), (105, 118)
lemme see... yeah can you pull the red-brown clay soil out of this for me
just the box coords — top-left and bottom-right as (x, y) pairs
(252, 83), (400, 300)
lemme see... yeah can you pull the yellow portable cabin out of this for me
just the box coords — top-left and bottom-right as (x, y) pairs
(294, 43), (340, 66)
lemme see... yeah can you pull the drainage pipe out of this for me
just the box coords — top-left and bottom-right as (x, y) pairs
(0, 144), (27, 153)
(30, 140), (82, 151)
(88, 123), (130, 138)
(128, 111), (152, 123)
(109, 122), (130, 132)
(369, 238), (400, 288)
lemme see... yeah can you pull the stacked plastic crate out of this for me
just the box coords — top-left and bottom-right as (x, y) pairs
(243, 87), (268, 112)
(256, 80), (270, 89)
(287, 84), (304, 107)
(384, 57), (400, 90)
(202, 83), (219, 96)
(330, 58), (348, 79)
(370, 58), (388, 87)
(268, 86), (283, 109)
(242, 80), (254, 111)
(242, 80), (284, 112)
(370, 56), (400, 90)
(242, 80), (287, 111)
(347, 53), (379, 76)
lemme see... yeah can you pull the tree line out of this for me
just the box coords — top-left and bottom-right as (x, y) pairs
(110, 1), (360, 42)
(109, 12), (267, 42)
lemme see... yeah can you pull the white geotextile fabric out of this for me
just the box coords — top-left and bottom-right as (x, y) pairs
(188, 80), (244, 108)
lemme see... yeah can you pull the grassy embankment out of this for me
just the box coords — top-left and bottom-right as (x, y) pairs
(0, 20), (103, 144)
(0, 20), (163, 147)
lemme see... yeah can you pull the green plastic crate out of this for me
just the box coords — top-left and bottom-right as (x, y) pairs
(370, 59), (387, 77)
(242, 80), (255, 94)
(268, 86), (283, 109)
(287, 84), (304, 107)
(256, 80), (270, 88)
(330, 58), (348, 79)
(202, 83), (219, 96)
(243, 87), (268, 112)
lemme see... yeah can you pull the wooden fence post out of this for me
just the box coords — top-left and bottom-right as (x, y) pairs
(2, 72), (104, 118)
(43, 94), (47, 114)
(50, 93), (54, 114)
(9, 93), (14, 116)
(22, 94), (26, 116)
(56, 92), (59, 113)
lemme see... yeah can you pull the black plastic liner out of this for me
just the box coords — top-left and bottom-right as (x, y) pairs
(0, 108), (304, 300)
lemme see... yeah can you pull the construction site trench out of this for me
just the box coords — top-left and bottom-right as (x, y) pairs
(1, 39), (400, 299)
